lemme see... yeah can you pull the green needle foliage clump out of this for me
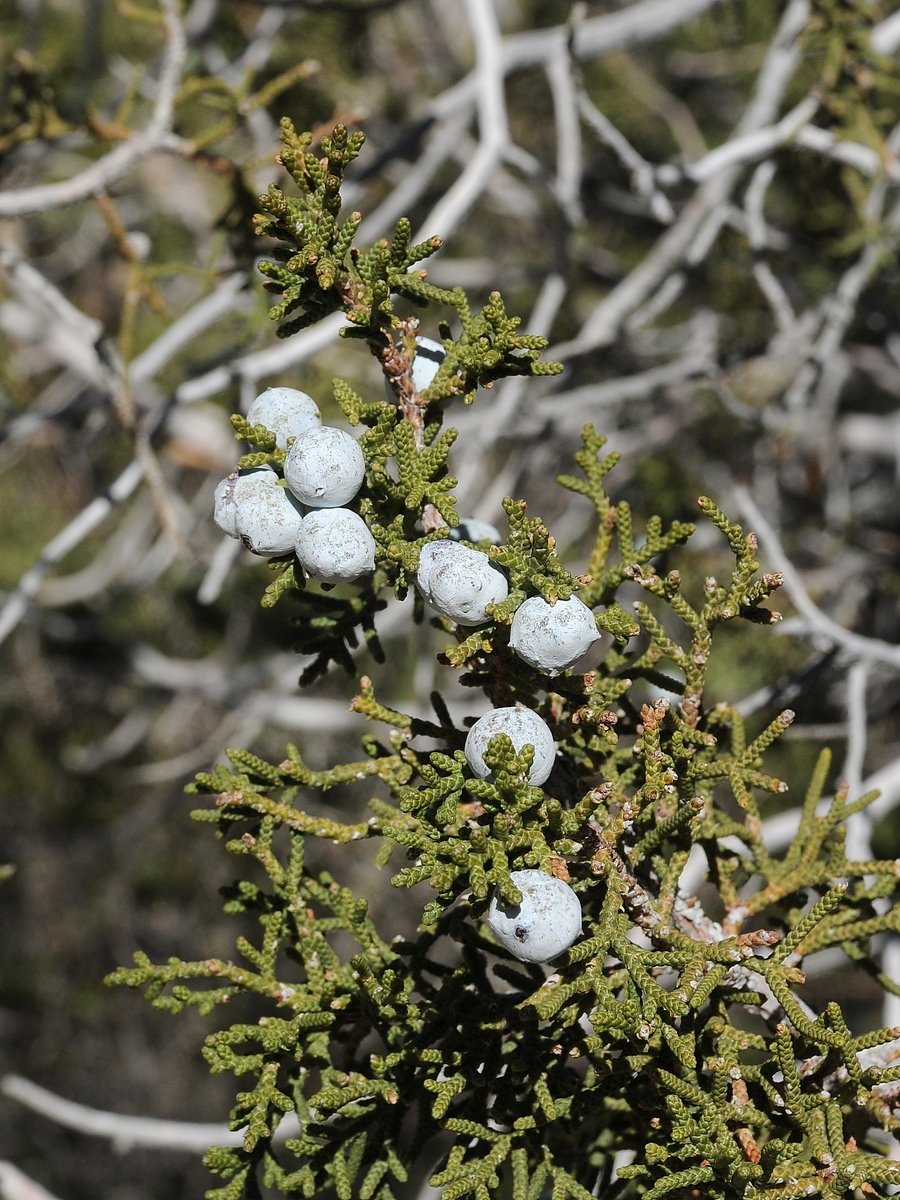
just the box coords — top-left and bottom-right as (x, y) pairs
(110, 124), (900, 1200)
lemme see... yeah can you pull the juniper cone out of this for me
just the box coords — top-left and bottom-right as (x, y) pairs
(411, 336), (445, 392)
(283, 425), (366, 508)
(214, 468), (278, 537)
(464, 706), (556, 786)
(215, 469), (305, 555)
(296, 508), (376, 583)
(246, 387), (322, 450)
(213, 470), (247, 537)
(415, 540), (509, 626)
(486, 869), (583, 964)
(509, 594), (602, 674)
(110, 122), (900, 1200)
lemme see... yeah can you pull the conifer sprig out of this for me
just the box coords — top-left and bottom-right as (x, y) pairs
(111, 123), (900, 1200)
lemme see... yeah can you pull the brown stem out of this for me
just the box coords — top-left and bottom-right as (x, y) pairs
(373, 315), (446, 533)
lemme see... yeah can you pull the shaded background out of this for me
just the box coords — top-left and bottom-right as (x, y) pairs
(2, 0), (900, 1194)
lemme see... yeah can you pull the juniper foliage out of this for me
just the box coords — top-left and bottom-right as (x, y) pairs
(109, 124), (900, 1200)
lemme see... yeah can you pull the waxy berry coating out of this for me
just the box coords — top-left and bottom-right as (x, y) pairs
(232, 475), (305, 556)
(415, 540), (508, 626)
(509, 594), (600, 675)
(295, 508), (376, 583)
(214, 472), (243, 537)
(487, 870), (582, 963)
(284, 426), (365, 508)
(215, 469), (279, 539)
(464, 706), (555, 786)
(246, 387), (322, 450)
(411, 336), (445, 393)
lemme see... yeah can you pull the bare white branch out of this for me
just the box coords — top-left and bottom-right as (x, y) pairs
(129, 273), (250, 384)
(871, 9), (900, 56)
(0, 1074), (299, 1153)
(792, 124), (885, 177)
(844, 660), (874, 862)
(555, 0), (810, 356)
(0, 246), (110, 387)
(413, 0), (508, 243)
(576, 90), (675, 224)
(743, 160), (796, 333)
(197, 534), (242, 606)
(357, 109), (473, 243)
(355, 0), (690, 246)
(37, 501), (159, 609)
(0, 0), (190, 218)
(527, 272), (568, 341)
(683, 94), (818, 183)
(553, 182), (726, 356)
(734, 485), (900, 670)
(0, 248), (102, 350)
(174, 310), (348, 405)
(0, 1161), (62, 1200)
(844, 661), (872, 798)
(546, 45), (583, 226)
(534, 315), (718, 430)
(736, 0), (810, 134)
(0, 459), (146, 648)
(883, 937), (900, 1030)
(431, 0), (731, 125)
(862, 756), (900, 825)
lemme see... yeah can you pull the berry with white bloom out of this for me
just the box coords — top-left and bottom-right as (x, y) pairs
(295, 508), (376, 583)
(464, 706), (555, 786)
(450, 518), (502, 546)
(246, 387), (322, 450)
(416, 540), (508, 626)
(487, 869), (582, 963)
(284, 426), (365, 508)
(509, 594), (600, 675)
(232, 474), (305, 556)
(214, 468), (279, 538)
(214, 471), (243, 537)
(412, 336), (445, 393)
